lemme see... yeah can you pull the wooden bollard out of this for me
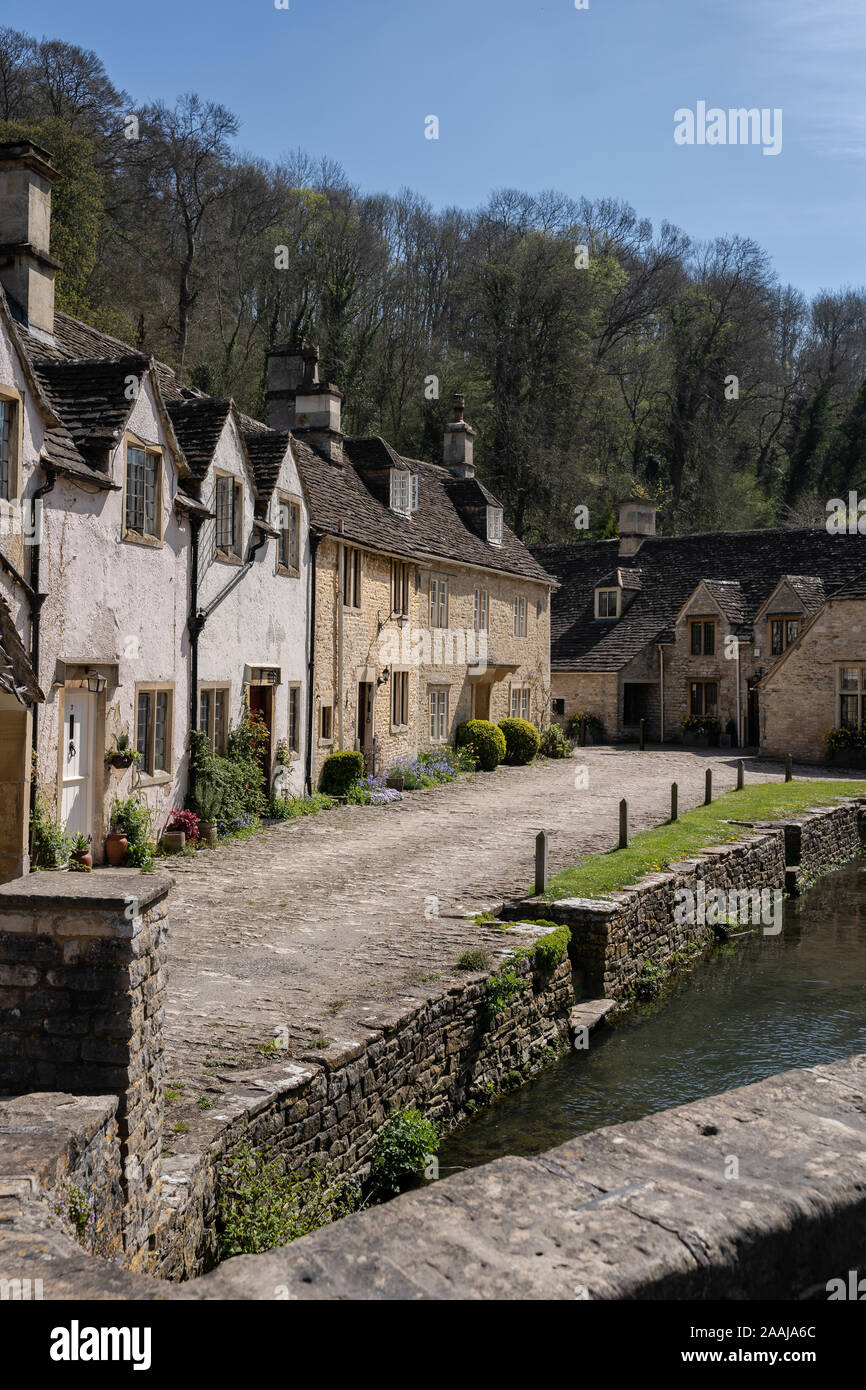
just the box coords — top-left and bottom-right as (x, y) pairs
(705, 768), (713, 805)
(785, 754), (792, 783)
(535, 830), (548, 895)
(671, 782), (678, 822)
(618, 798), (628, 849)
(639, 718), (645, 751)
(737, 759), (744, 790)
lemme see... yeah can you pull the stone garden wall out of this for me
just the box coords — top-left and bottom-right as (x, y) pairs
(154, 936), (573, 1279)
(511, 799), (866, 998)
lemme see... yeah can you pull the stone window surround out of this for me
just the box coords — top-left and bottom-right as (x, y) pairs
(276, 492), (301, 577)
(342, 545), (361, 610)
(0, 382), (23, 504)
(319, 698), (334, 743)
(769, 613), (800, 657)
(595, 587), (620, 620)
(513, 593), (528, 638)
(428, 684), (450, 741)
(198, 682), (230, 755)
(122, 432), (165, 549)
(391, 558), (411, 618)
(837, 665), (866, 728)
(390, 667), (410, 730)
(134, 680), (175, 783)
(689, 617), (717, 656)
(510, 683), (531, 720)
(213, 469), (244, 564)
(286, 682), (301, 756)
(474, 586), (489, 632)
(429, 575), (449, 630)
(688, 678), (719, 719)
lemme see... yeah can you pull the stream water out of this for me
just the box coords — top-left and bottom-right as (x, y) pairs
(439, 858), (866, 1174)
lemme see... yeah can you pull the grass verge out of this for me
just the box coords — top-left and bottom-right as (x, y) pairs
(541, 779), (866, 901)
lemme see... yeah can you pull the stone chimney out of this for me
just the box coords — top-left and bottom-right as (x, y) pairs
(266, 342), (343, 463)
(618, 497), (657, 557)
(0, 141), (59, 340)
(443, 394), (475, 478)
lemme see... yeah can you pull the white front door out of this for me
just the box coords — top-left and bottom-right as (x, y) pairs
(61, 690), (95, 838)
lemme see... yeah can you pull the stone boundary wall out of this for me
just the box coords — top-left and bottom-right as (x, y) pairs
(0, 1092), (124, 1270)
(505, 798), (866, 998)
(154, 930), (573, 1280)
(0, 874), (171, 1266)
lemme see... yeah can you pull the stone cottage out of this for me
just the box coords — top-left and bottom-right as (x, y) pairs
(0, 139), (310, 870)
(266, 347), (554, 785)
(535, 500), (866, 759)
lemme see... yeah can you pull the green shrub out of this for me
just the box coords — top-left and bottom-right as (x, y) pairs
(267, 791), (334, 819)
(30, 796), (70, 868)
(320, 750), (365, 795)
(498, 717), (540, 765)
(217, 1140), (358, 1256)
(633, 959), (665, 1001)
(456, 947), (490, 972)
(484, 966), (528, 1021)
(455, 719), (506, 772)
(532, 923), (571, 972)
(371, 1109), (440, 1195)
(539, 724), (572, 759)
(110, 794), (155, 868)
(188, 720), (266, 827)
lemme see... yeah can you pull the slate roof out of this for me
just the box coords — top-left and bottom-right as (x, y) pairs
(166, 396), (233, 481)
(534, 529), (866, 670)
(10, 307), (552, 584)
(0, 591), (42, 704)
(296, 436), (552, 583)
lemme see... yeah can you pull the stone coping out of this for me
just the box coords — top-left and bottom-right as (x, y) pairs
(0, 871), (173, 912)
(0, 1092), (116, 1189)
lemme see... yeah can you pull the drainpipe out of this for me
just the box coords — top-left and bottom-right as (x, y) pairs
(28, 467), (57, 825)
(188, 515), (203, 733)
(659, 645), (665, 744)
(304, 532), (322, 795)
(337, 539), (344, 748)
(735, 638), (742, 748)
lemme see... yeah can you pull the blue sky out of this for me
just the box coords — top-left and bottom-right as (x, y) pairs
(8, 0), (865, 296)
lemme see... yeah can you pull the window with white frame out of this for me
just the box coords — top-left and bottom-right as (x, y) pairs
(428, 686), (449, 741)
(392, 559), (411, 616)
(510, 686), (530, 720)
(215, 473), (242, 556)
(125, 443), (161, 539)
(486, 506), (503, 544)
(391, 670), (409, 727)
(838, 667), (866, 729)
(136, 686), (172, 776)
(342, 547), (361, 608)
(513, 594), (527, 638)
(278, 497), (301, 573)
(595, 588), (620, 619)
(429, 576), (449, 629)
(199, 685), (229, 755)
(390, 469), (419, 515)
(474, 587), (489, 632)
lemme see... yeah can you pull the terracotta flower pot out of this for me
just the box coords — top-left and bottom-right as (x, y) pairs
(71, 850), (93, 871)
(105, 831), (129, 867)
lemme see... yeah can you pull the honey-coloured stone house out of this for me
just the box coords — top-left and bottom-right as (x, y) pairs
(535, 502), (866, 760)
(266, 346), (554, 785)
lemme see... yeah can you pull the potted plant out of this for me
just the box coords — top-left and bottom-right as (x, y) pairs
(69, 832), (93, 871)
(162, 809), (199, 853)
(105, 733), (142, 771)
(192, 776), (222, 846)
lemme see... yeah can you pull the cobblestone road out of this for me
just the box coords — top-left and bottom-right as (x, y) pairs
(161, 748), (852, 1103)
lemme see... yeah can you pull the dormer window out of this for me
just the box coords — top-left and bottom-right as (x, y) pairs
(595, 588), (620, 619)
(390, 469), (418, 515)
(487, 506), (503, 545)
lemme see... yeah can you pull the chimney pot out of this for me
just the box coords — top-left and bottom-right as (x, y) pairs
(443, 391), (475, 478)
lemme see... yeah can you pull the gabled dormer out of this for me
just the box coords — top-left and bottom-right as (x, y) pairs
(389, 465), (419, 516)
(593, 567), (641, 620)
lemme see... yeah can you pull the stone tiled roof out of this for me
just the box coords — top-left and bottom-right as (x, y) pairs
(786, 575), (826, 613)
(296, 436), (552, 584)
(534, 529), (866, 670)
(11, 307), (552, 583)
(166, 396), (233, 481)
(0, 591), (42, 704)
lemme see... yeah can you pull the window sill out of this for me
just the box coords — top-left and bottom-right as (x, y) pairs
(276, 564), (300, 578)
(138, 771), (172, 787)
(123, 529), (162, 549)
(214, 549), (244, 566)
